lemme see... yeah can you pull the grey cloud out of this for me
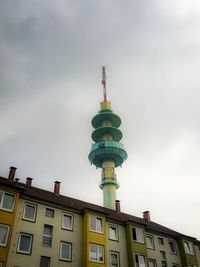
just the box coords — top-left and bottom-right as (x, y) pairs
(0, 0), (200, 240)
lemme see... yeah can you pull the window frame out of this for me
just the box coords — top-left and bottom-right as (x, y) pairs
(168, 239), (177, 254)
(62, 213), (74, 231)
(89, 214), (104, 234)
(134, 253), (147, 267)
(40, 256), (51, 267)
(17, 233), (33, 254)
(132, 227), (144, 243)
(160, 250), (167, 267)
(160, 250), (166, 260)
(59, 241), (72, 262)
(146, 234), (155, 250)
(108, 224), (119, 241)
(161, 261), (167, 267)
(110, 251), (120, 267)
(0, 224), (10, 247)
(89, 243), (104, 263)
(22, 202), (37, 222)
(42, 224), (53, 247)
(148, 259), (157, 267)
(158, 237), (164, 245)
(184, 241), (194, 255)
(45, 208), (55, 218)
(0, 191), (15, 212)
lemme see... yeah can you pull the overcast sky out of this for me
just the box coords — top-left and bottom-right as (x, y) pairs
(0, 0), (200, 240)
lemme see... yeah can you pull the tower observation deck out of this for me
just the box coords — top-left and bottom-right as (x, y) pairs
(88, 67), (128, 210)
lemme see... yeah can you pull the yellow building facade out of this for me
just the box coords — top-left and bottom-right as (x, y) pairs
(0, 167), (21, 266)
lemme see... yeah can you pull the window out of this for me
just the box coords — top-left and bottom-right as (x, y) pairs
(132, 227), (144, 243)
(160, 251), (167, 267)
(0, 262), (4, 267)
(0, 191), (15, 212)
(184, 241), (194, 255)
(109, 225), (118, 241)
(110, 251), (120, 267)
(161, 261), (167, 267)
(148, 259), (156, 267)
(42, 225), (53, 246)
(62, 213), (73, 230)
(169, 240), (177, 254)
(40, 256), (50, 267)
(23, 203), (37, 222)
(89, 243), (104, 263)
(17, 233), (33, 254)
(90, 215), (103, 233)
(146, 235), (155, 249)
(134, 254), (146, 267)
(60, 242), (72, 261)
(45, 208), (54, 218)
(158, 237), (164, 245)
(0, 224), (10, 246)
(160, 251), (166, 260)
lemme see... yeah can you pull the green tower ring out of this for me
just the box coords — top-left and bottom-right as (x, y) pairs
(91, 126), (122, 142)
(88, 141), (128, 168)
(92, 112), (121, 129)
(99, 179), (120, 189)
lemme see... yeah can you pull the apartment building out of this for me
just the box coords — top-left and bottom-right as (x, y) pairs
(0, 169), (199, 267)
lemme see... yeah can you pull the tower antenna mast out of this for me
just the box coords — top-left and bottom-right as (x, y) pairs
(102, 66), (107, 101)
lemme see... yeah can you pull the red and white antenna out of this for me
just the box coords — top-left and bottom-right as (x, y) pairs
(102, 66), (107, 101)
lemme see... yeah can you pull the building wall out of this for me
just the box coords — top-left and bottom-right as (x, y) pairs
(107, 222), (129, 266)
(7, 198), (83, 267)
(0, 188), (19, 266)
(147, 233), (182, 266)
(195, 244), (200, 267)
(83, 212), (107, 267)
(178, 239), (199, 267)
(126, 223), (147, 266)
